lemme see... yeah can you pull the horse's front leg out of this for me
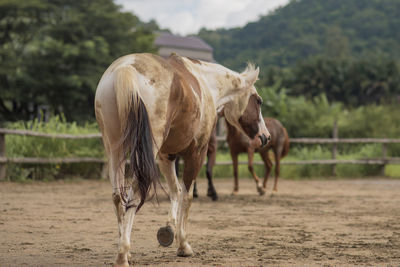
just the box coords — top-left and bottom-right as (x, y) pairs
(206, 147), (218, 201)
(176, 147), (207, 257)
(193, 182), (199, 198)
(261, 151), (273, 190)
(247, 148), (265, 195)
(206, 128), (218, 201)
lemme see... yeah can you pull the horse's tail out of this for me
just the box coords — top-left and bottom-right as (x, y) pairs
(281, 127), (290, 159)
(114, 65), (159, 211)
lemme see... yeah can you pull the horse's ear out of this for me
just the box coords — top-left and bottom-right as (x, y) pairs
(242, 66), (259, 88)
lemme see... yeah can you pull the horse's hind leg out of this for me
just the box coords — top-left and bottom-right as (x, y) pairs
(108, 147), (139, 267)
(97, 111), (133, 265)
(102, 127), (138, 266)
(114, 192), (138, 267)
(158, 154), (182, 243)
(273, 151), (281, 192)
(247, 148), (265, 195)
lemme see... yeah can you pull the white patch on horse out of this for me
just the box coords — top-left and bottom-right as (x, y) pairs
(136, 73), (157, 116)
(176, 179), (194, 256)
(258, 111), (270, 136)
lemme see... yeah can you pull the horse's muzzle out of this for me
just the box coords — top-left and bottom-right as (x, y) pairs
(259, 134), (270, 147)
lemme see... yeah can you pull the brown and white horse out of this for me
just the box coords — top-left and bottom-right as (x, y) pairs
(94, 53), (270, 266)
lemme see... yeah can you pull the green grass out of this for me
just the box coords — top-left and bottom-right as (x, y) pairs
(386, 165), (400, 178)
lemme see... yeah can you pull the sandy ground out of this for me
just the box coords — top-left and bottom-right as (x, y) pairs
(1, 177), (400, 266)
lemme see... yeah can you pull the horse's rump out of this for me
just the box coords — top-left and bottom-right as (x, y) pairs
(281, 127), (290, 158)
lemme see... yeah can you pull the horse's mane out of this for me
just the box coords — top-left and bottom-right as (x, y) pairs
(242, 62), (257, 76)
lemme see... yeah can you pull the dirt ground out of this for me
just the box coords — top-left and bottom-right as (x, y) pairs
(1, 177), (400, 266)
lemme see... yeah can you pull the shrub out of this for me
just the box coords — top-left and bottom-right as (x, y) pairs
(4, 115), (104, 181)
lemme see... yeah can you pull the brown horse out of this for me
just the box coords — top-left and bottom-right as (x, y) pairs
(193, 117), (289, 199)
(95, 52), (270, 266)
(226, 117), (289, 195)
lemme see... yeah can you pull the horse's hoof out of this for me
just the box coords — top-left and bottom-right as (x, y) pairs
(207, 188), (215, 197)
(114, 255), (129, 267)
(157, 225), (174, 247)
(271, 189), (278, 197)
(207, 192), (218, 201)
(231, 190), (239, 196)
(257, 187), (266, 196)
(193, 192), (198, 198)
(177, 243), (193, 257)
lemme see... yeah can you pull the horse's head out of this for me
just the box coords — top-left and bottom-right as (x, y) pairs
(223, 64), (271, 148)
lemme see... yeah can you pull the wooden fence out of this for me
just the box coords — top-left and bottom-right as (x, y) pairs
(1, 128), (400, 180)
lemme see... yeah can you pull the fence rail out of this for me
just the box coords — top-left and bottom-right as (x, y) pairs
(0, 128), (102, 139)
(290, 138), (400, 144)
(215, 136), (400, 144)
(1, 128), (399, 180)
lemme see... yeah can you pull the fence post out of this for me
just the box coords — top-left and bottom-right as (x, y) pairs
(331, 120), (338, 177)
(381, 143), (387, 177)
(0, 133), (6, 180)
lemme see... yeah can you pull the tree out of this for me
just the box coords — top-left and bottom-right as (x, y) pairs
(198, 0), (400, 71)
(281, 56), (400, 106)
(0, 0), (51, 121)
(324, 26), (350, 59)
(0, 0), (156, 123)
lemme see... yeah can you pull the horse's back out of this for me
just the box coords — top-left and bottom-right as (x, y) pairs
(95, 52), (217, 157)
(263, 118), (289, 158)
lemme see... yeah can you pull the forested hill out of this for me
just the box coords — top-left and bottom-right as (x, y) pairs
(197, 0), (400, 71)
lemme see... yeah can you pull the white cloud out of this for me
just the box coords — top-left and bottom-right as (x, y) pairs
(158, 10), (197, 35)
(115, 0), (290, 35)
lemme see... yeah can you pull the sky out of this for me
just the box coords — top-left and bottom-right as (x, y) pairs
(115, 0), (290, 36)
